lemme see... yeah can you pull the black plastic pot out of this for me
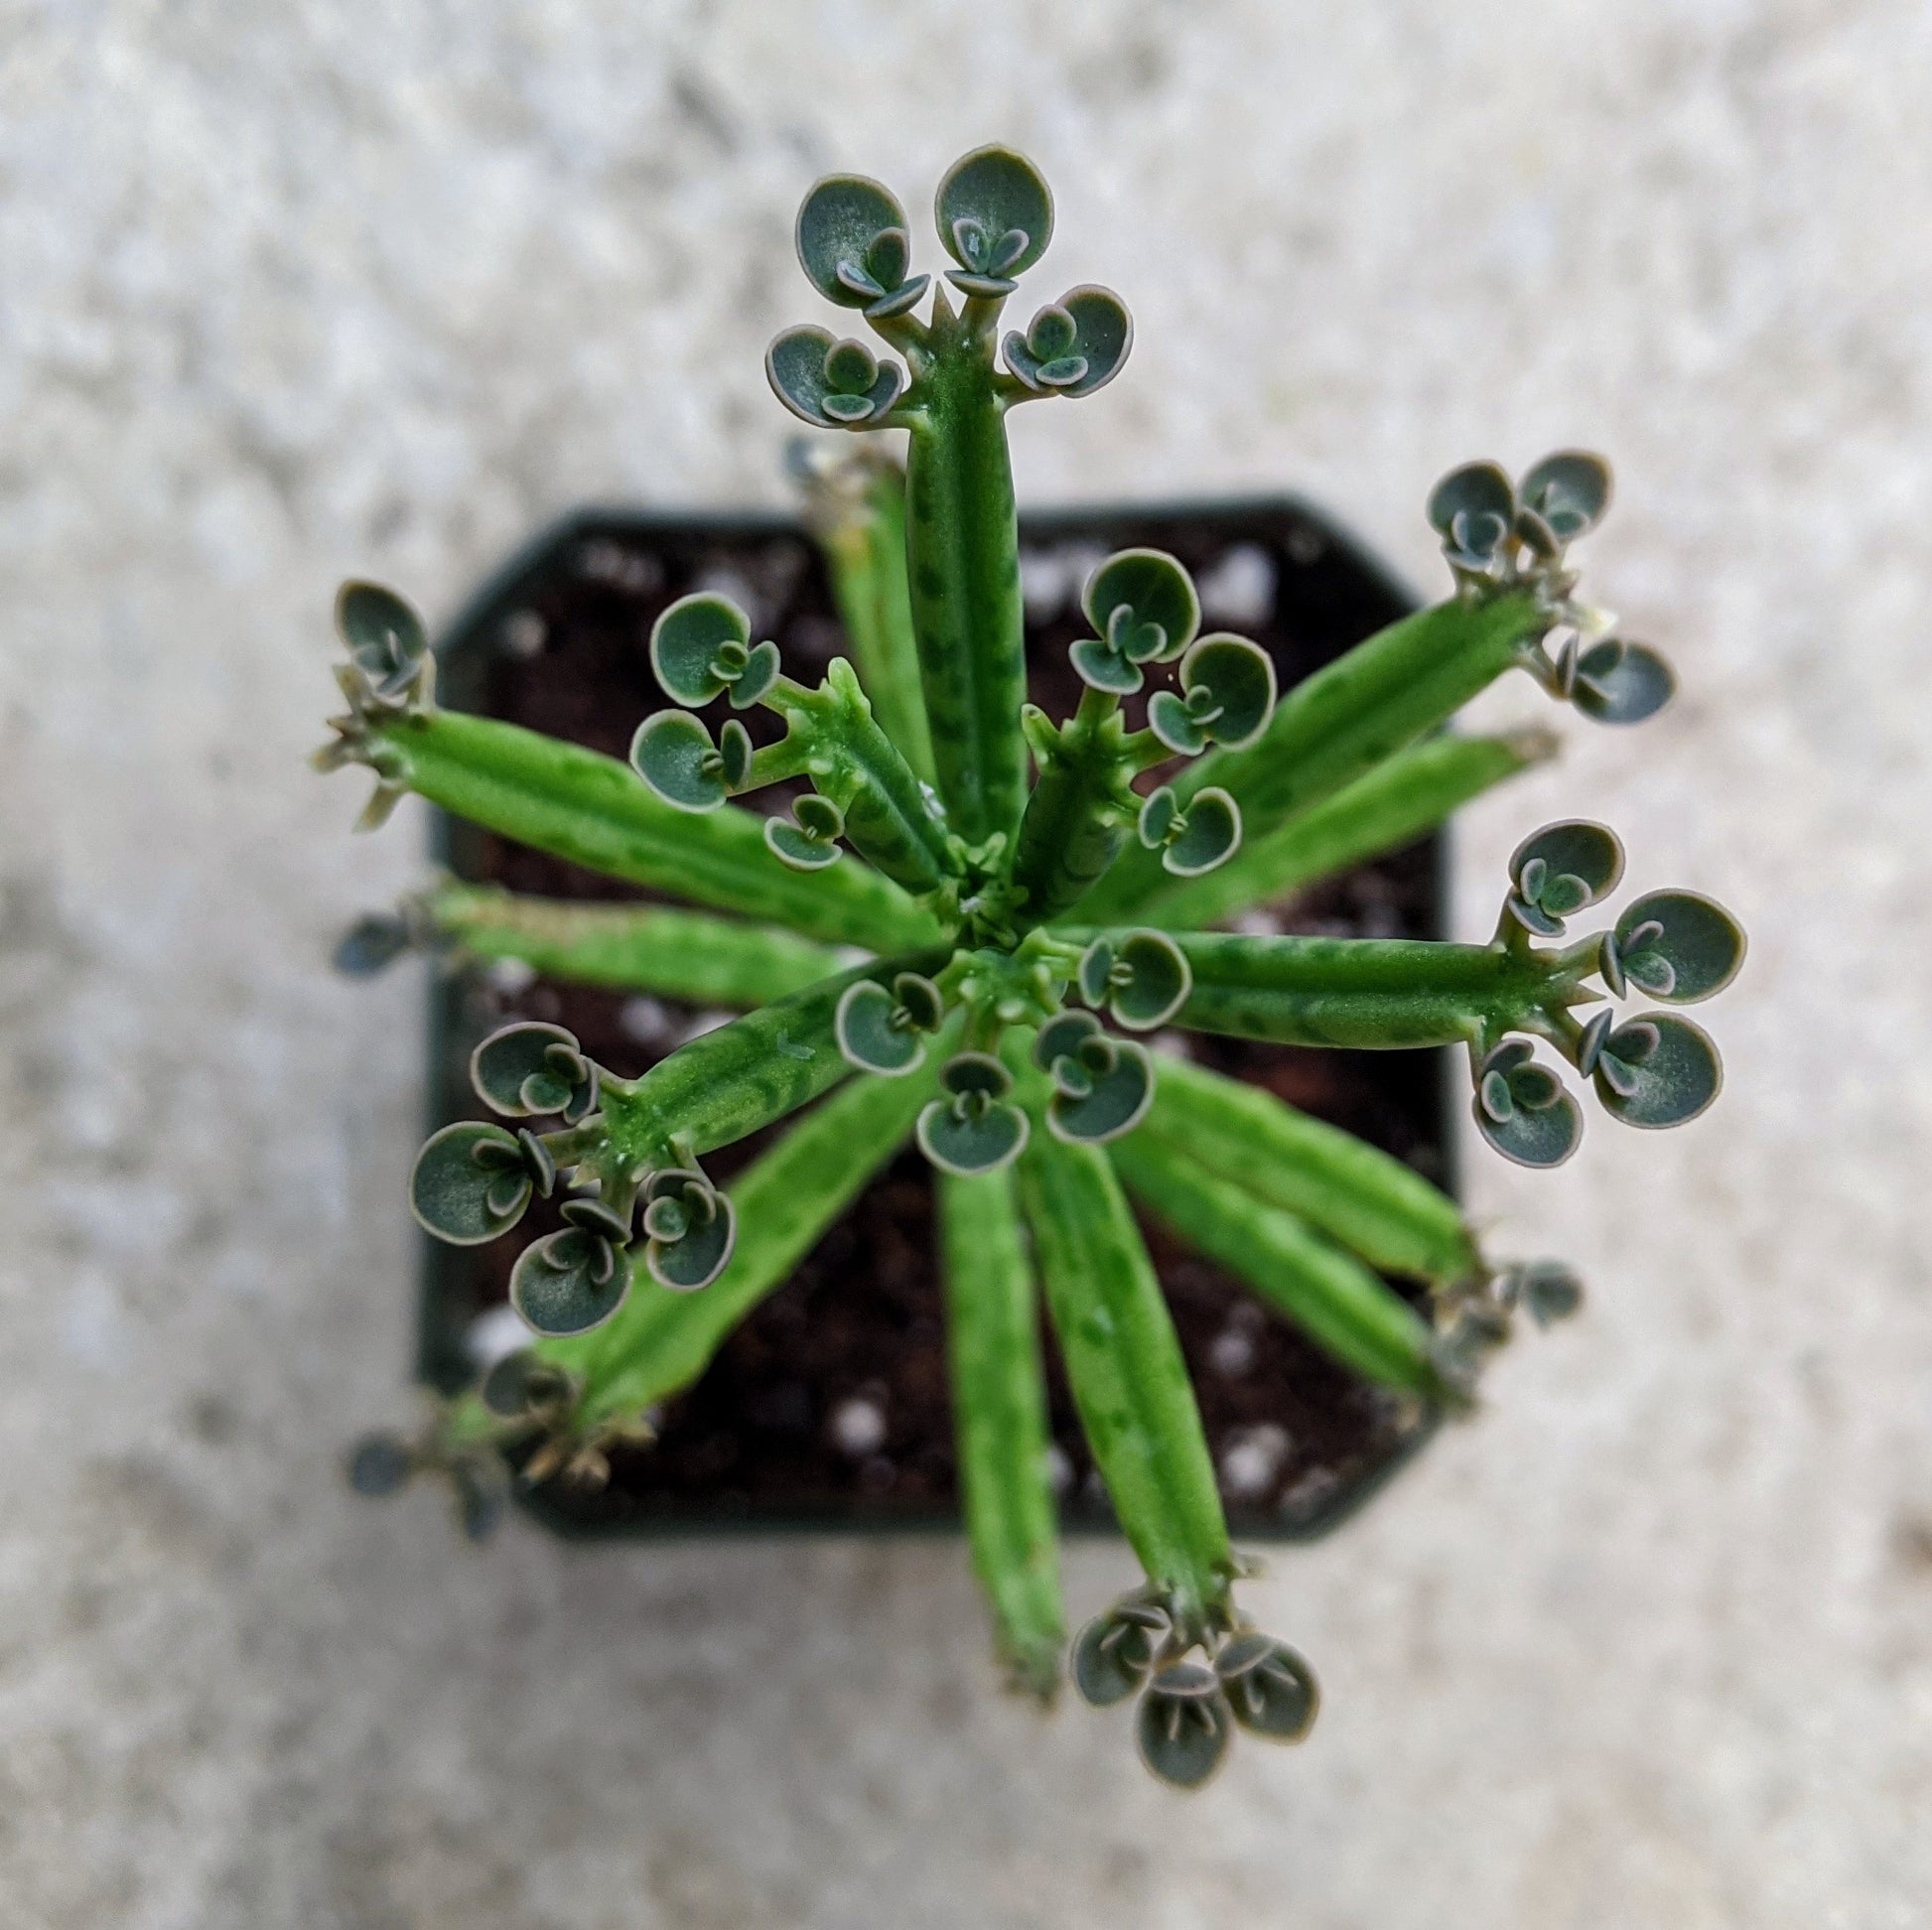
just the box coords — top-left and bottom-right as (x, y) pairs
(416, 495), (1453, 1542)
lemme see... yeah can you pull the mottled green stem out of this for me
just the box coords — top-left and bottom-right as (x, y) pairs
(1077, 591), (1549, 921)
(900, 298), (1029, 849)
(543, 1061), (940, 1431)
(763, 659), (957, 896)
(1010, 689), (1163, 931)
(599, 949), (949, 1174)
(355, 707), (942, 952)
(939, 1168), (1065, 1699)
(1143, 1054), (1478, 1286)
(1140, 729), (1552, 931)
(424, 881), (850, 1004)
(1110, 1134), (1449, 1401)
(818, 461), (937, 784)
(1016, 1131), (1232, 1638)
(1168, 930), (1573, 1050)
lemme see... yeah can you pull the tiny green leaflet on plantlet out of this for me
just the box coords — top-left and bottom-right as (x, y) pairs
(336, 580), (429, 703)
(1147, 635), (1278, 756)
(936, 144), (1052, 294)
(1213, 1631), (1319, 1742)
(640, 1169), (738, 1290)
(1555, 633), (1676, 724)
(1004, 289), (1133, 398)
(629, 710), (754, 812)
(836, 971), (946, 1075)
(510, 1209), (633, 1337)
(471, 1021), (600, 1122)
(1502, 1257), (1587, 1328)
(649, 593), (782, 710)
(1578, 1011), (1724, 1128)
(1073, 1600), (1170, 1707)
(479, 1351), (571, 1421)
(346, 1431), (414, 1496)
(1427, 460), (1518, 578)
(1138, 785), (1241, 878)
(1473, 1039), (1584, 1168)
(765, 793), (846, 871)
(333, 909), (414, 976)
(767, 327), (904, 429)
(1034, 1011), (1153, 1145)
(1136, 1661), (1233, 1790)
(1505, 819), (1624, 936)
(410, 1121), (557, 1245)
(1600, 891), (1746, 1003)
(794, 173), (929, 319)
(1069, 548), (1199, 693)
(1078, 928), (1191, 1031)
(918, 1052), (1031, 1174)
(1519, 449), (1613, 540)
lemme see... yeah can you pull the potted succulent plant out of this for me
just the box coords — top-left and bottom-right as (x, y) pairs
(325, 145), (1743, 1788)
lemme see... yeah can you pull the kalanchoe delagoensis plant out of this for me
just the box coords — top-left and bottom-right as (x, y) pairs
(325, 145), (1743, 1790)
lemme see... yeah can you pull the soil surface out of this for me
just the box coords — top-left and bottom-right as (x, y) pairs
(426, 500), (1449, 1538)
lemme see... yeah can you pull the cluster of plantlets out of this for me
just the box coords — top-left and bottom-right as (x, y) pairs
(326, 146), (1742, 1789)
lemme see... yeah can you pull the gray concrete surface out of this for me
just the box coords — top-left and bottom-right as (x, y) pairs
(3, 2), (1928, 1923)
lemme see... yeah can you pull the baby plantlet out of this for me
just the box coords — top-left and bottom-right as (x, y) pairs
(328, 144), (1742, 1789)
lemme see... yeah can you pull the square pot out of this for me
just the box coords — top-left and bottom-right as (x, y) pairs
(414, 495), (1453, 1541)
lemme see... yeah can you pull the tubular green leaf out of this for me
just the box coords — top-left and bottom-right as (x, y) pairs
(939, 1168), (1065, 1698)
(1016, 1132), (1231, 1631)
(1009, 690), (1139, 930)
(764, 659), (955, 894)
(1077, 591), (1547, 922)
(425, 882), (850, 1005)
(362, 707), (941, 952)
(549, 1064), (939, 1429)
(902, 334), (1029, 847)
(1109, 1133), (1446, 1399)
(1143, 1054), (1478, 1285)
(819, 462), (937, 784)
(1170, 931), (1549, 1049)
(600, 951), (948, 1171)
(1140, 730), (1551, 931)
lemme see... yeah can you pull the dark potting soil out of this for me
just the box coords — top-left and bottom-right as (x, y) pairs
(424, 499), (1449, 1539)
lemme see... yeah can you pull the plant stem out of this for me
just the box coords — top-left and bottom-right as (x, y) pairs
(1141, 1053), (1479, 1285)
(763, 659), (956, 894)
(359, 707), (942, 952)
(1075, 590), (1549, 922)
(1009, 688), (1139, 930)
(424, 882), (850, 1004)
(598, 949), (949, 1174)
(900, 298), (1030, 849)
(1110, 1133), (1449, 1400)
(818, 461), (938, 784)
(1138, 729), (1552, 931)
(1016, 1130), (1232, 1638)
(939, 1167), (1065, 1699)
(1165, 930), (1562, 1049)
